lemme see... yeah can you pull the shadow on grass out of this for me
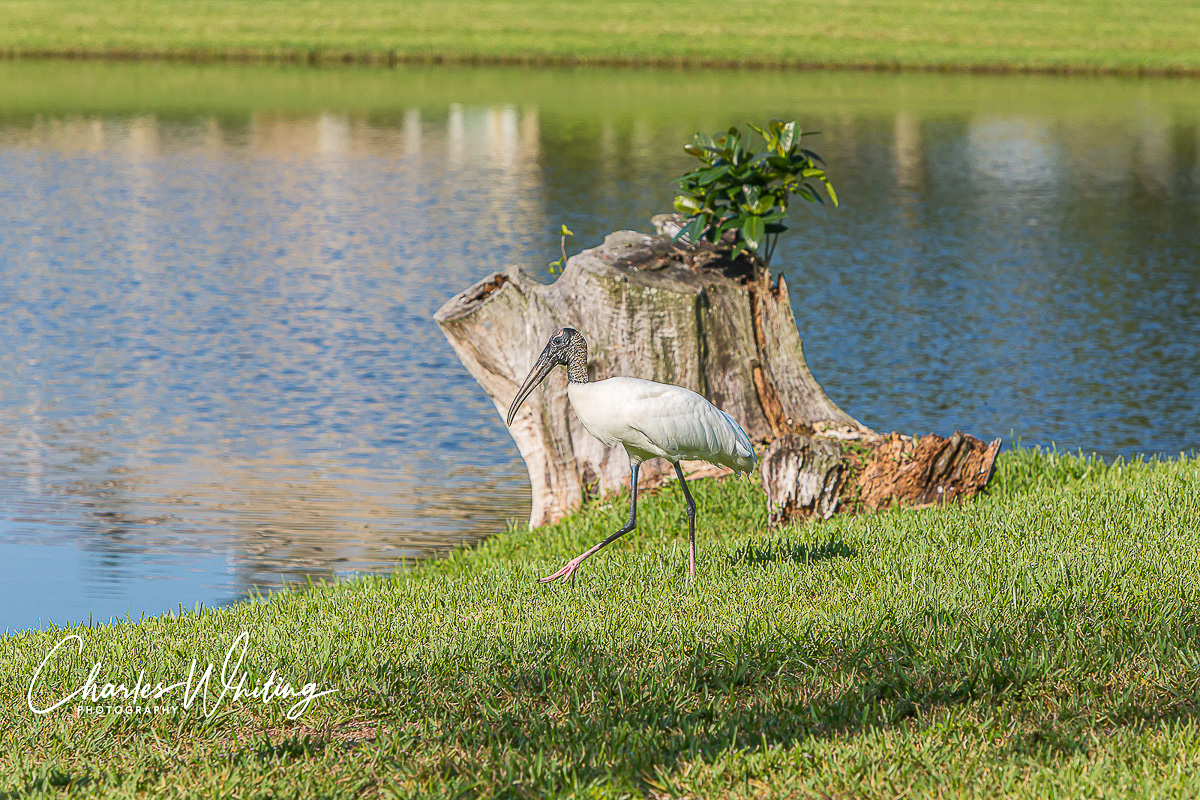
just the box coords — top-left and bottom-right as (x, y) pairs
(365, 604), (1200, 796)
(727, 535), (857, 566)
(0, 770), (93, 798)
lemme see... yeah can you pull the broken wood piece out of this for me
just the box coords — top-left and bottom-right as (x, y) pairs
(761, 430), (1002, 525)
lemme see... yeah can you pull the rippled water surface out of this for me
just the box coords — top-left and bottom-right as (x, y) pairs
(1, 63), (1197, 631)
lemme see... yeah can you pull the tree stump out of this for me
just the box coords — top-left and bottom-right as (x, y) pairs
(435, 215), (1000, 528)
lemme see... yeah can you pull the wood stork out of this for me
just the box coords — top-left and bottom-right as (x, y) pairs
(506, 327), (756, 585)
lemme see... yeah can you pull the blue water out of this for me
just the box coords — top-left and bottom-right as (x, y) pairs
(1, 66), (1197, 631)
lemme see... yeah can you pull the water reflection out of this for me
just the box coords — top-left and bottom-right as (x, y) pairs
(0, 65), (1197, 630)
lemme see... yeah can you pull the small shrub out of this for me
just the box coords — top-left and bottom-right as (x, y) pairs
(673, 119), (837, 266)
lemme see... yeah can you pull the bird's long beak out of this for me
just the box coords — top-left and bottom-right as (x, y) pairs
(505, 347), (557, 426)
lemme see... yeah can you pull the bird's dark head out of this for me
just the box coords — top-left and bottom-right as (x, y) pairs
(505, 328), (589, 426)
(546, 327), (586, 367)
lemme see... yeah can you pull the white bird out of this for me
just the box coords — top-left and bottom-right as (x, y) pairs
(506, 327), (756, 585)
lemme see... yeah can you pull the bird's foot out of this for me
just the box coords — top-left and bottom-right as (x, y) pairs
(538, 556), (585, 586)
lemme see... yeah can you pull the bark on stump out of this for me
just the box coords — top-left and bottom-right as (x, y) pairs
(435, 215), (999, 528)
(760, 431), (1002, 525)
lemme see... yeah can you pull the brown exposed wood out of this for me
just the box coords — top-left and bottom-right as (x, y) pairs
(761, 430), (1002, 525)
(465, 273), (507, 303)
(748, 279), (789, 440)
(436, 214), (1000, 529)
(854, 430), (1002, 511)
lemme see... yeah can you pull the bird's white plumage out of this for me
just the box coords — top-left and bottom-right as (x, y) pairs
(505, 328), (757, 584)
(567, 377), (755, 472)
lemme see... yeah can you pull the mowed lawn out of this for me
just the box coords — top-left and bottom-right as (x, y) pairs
(1, 0), (1199, 73)
(2, 448), (1200, 797)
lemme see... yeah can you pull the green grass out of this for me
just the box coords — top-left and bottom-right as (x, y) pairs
(3, 447), (1200, 797)
(1, 0), (1200, 74)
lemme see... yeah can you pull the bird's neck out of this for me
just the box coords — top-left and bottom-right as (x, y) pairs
(565, 355), (588, 384)
(565, 343), (588, 384)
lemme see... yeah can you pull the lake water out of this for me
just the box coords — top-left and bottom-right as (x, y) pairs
(1, 63), (1197, 631)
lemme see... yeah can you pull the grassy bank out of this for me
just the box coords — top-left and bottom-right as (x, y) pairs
(3, 448), (1200, 797)
(2, 0), (1200, 75)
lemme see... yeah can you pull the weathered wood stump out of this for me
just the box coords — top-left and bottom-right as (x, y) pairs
(759, 431), (1001, 525)
(435, 215), (1000, 528)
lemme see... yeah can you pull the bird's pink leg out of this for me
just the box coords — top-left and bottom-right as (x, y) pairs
(540, 461), (640, 586)
(537, 543), (605, 586)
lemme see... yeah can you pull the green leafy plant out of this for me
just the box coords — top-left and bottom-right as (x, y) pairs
(673, 120), (837, 267)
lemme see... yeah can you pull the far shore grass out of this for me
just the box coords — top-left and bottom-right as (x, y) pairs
(2, 0), (1200, 76)
(3, 448), (1200, 797)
